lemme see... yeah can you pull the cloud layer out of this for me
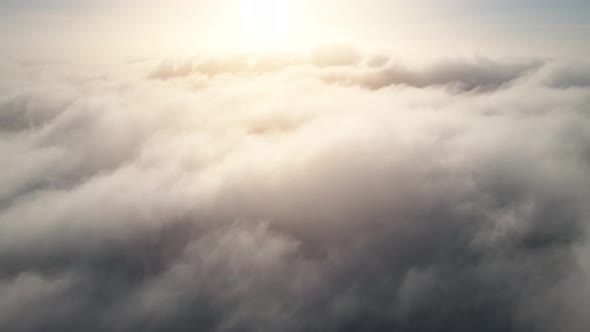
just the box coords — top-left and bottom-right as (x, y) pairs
(1, 49), (590, 332)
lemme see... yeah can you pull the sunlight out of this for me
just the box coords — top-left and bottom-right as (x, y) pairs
(229, 0), (302, 51)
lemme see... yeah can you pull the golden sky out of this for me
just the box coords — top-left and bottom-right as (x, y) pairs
(1, 0), (589, 61)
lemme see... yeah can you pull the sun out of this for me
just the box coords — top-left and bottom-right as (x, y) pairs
(190, 0), (316, 53)
(229, 0), (302, 51)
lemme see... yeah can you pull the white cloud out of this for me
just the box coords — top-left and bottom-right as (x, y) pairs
(1, 50), (590, 331)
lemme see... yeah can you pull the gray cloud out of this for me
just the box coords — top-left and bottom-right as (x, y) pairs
(1, 52), (590, 332)
(544, 61), (590, 89)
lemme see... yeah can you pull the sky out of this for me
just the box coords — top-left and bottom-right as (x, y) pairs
(1, 0), (589, 61)
(1, 1), (590, 332)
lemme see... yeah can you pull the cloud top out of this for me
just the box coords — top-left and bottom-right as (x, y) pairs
(1, 50), (590, 331)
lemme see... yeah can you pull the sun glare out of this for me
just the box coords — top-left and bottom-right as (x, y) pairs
(230, 0), (302, 51)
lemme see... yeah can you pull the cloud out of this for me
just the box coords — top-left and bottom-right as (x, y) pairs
(543, 61), (590, 88)
(149, 48), (543, 93)
(1, 51), (590, 332)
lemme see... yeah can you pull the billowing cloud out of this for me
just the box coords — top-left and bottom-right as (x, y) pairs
(1, 50), (590, 332)
(149, 47), (543, 93)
